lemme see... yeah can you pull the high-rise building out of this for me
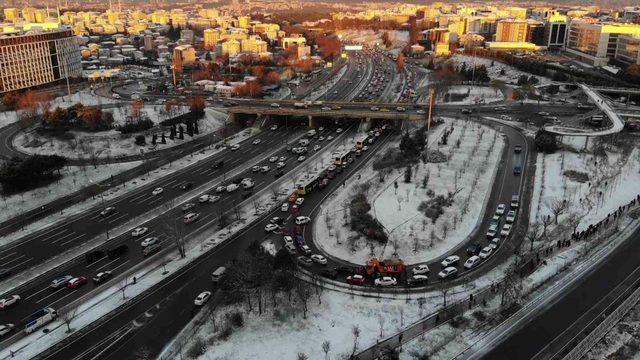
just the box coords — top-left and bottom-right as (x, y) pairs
(495, 19), (529, 42)
(204, 28), (220, 50)
(143, 35), (155, 51)
(0, 28), (81, 93)
(3, 8), (20, 22)
(545, 22), (568, 48)
(567, 22), (640, 66)
(615, 34), (640, 65)
(180, 29), (194, 44)
(172, 44), (196, 72)
(526, 20), (545, 46)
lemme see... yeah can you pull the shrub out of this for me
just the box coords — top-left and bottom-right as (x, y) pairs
(117, 118), (154, 134)
(134, 135), (146, 146)
(0, 154), (67, 193)
(534, 129), (558, 153)
(186, 336), (207, 358)
(219, 324), (233, 340)
(472, 310), (487, 322)
(230, 312), (244, 327)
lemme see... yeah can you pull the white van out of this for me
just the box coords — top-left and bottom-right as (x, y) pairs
(211, 267), (226, 282)
(464, 255), (481, 270)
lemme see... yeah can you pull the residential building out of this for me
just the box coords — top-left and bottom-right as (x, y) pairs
(204, 28), (220, 50)
(282, 34), (306, 49)
(172, 44), (196, 72)
(615, 34), (640, 65)
(567, 22), (640, 66)
(495, 19), (529, 42)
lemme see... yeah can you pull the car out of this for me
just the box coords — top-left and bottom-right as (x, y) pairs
(0, 269), (11, 280)
(514, 145), (522, 153)
(500, 115), (512, 121)
(283, 235), (294, 245)
(500, 224), (512, 237)
(194, 291), (212, 306)
(182, 203), (195, 212)
(346, 274), (366, 285)
(297, 155), (306, 162)
(332, 105), (342, 110)
(184, 212), (200, 224)
(538, 111), (549, 116)
(313, 144), (321, 151)
(327, 135), (334, 141)
(407, 275), (429, 286)
(0, 324), (14, 337)
(269, 156), (278, 163)
(492, 214), (501, 222)
(295, 216), (311, 225)
(464, 256), (481, 270)
(479, 246), (493, 259)
(276, 162), (286, 169)
(396, 106), (406, 112)
(321, 106), (332, 111)
(295, 197), (305, 206)
(281, 203), (289, 212)
(100, 206), (116, 217)
(486, 223), (499, 238)
(297, 256), (313, 267)
(461, 108), (472, 114)
(209, 195), (221, 203)
(131, 227), (148, 237)
(253, 139), (262, 145)
(495, 204), (506, 215)
(260, 166), (270, 173)
(213, 160), (224, 170)
(417, 109), (426, 115)
(513, 166), (522, 175)
(140, 236), (159, 247)
(179, 182), (193, 191)
(284, 243), (297, 255)
(0, 295), (21, 309)
(336, 128), (343, 133)
(318, 136), (325, 142)
(299, 244), (312, 255)
(143, 243), (161, 256)
(265, 223), (280, 232)
(67, 276), (88, 289)
(320, 269), (338, 279)
(231, 144), (240, 151)
(511, 195), (520, 209)
(270, 217), (285, 225)
(92, 271), (112, 284)
(374, 277), (397, 286)
(506, 210), (516, 223)
(270, 103), (280, 108)
(370, 106), (380, 111)
(412, 264), (430, 275)
(215, 185), (226, 193)
(252, 165), (261, 172)
(270, 125), (278, 131)
(438, 267), (458, 279)
(226, 183), (239, 192)
(466, 243), (483, 257)
(310, 254), (327, 265)
(152, 187), (164, 196)
(489, 237), (501, 250)
(441, 255), (460, 267)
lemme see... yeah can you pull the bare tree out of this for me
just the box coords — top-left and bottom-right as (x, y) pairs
(60, 306), (78, 333)
(163, 213), (186, 258)
(567, 212), (582, 235)
(296, 281), (311, 319)
(526, 223), (542, 252)
(119, 278), (128, 300)
(322, 340), (331, 360)
(541, 215), (553, 237)
(378, 313), (386, 338)
(297, 353), (308, 360)
(441, 286), (450, 307)
(549, 198), (570, 224)
(133, 346), (152, 360)
(501, 263), (522, 307)
(352, 325), (361, 355)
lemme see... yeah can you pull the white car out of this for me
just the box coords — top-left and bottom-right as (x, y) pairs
(281, 203), (290, 212)
(538, 111), (550, 116)
(270, 125), (278, 131)
(310, 254), (327, 265)
(209, 195), (221, 203)
(265, 223), (280, 232)
(0, 295), (20, 309)
(370, 106), (380, 111)
(0, 324), (14, 337)
(327, 136), (334, 141)
(374, 276), (397, 286)
(260, 166), (270, 173)
(183, 212), (200, 224)
(140, 236), (159, 247)
(276, 162), (286, 169)
(226, 183), (239, 192)
(506, 210), (516, 223)
(495, 204), (506, 215)
(440, 255), (460, 268)
(198, 195), (212, 203)
(131, 227), (148, 237)
(270, 103), (280, 108)
(313, 145), (321, 151)
(278, 156), (287, 162)
(295, 216), (311, 225)
(269, 156), (278, 163)
(295, 197), (305, 206)
(194, 291), (212, 306)
(297, 156), (306, 162)
(417, 109), (426, 114)
(412, 264), (430, 275)
(486, 224), (499, 238)
(252, 165), (261, 172)
(215, 185), (226, 193)
(321, 106), (331, 111)
(464, 256), (481, 270)
(152, 187), (164, 196)
(283, 235), (294, 246)
(438, 267), (458, 279)
(299, 244), (312, 255)
(500, 224), (512, 237)
(231, 144), (240, 151)
(478, 246), (493, 259)
(318, 136), (325, 142)
(253, 139), (261, 145)
(336, 128), (343, 133)
(489, 237), (501, 250)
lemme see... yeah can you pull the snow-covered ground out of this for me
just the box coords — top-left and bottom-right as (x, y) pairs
(13, 107), (227, 160)
(529, 140), (640, 231)
(335, 29), (409, 51)
(585, 298), (640, 359)
(0, 161), (141, 223)
(441, 85), (504, 105)
(448, 54), (552, 86)
(315, 119), (504, 265)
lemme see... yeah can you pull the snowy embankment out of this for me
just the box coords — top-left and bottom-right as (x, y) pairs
(0, 161), (141, 223)
(335, 29), (409, 50)
(13, 107), (227, 160)
(315, 118), (504, 265)
(448, 54), (553, 85)
(442, 85), (504, 105)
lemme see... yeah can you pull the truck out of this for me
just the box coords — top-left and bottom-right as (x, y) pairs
(365, 257), (405, 276)
(25, 308), (57, 334)
(294, 102), (308, 109)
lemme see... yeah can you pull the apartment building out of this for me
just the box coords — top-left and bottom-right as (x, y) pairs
(567, 21), (640, 66)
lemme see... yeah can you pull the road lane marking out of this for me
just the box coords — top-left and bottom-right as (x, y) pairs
(59, 233), (88, 247)
(1, 254), (25, 266)
(108, 213), (128, 224)
(24, 284), (56, 300)
(47, 231), (76, 244)
(47, 286), (86, 307)
(0, 251), (17, 261)
(7, 257), (31, 271)
(93, 257), (121, 272)
(35, 287), (65, 303)
(86, 256), (109, 268)
(147, 197), (166, 206)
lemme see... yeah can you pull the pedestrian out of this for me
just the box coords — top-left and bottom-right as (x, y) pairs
(133, 276), (137, 284)
(567, 240), (571, 247)
(557, 240), (561, 249)
(435, 314), (439, 323)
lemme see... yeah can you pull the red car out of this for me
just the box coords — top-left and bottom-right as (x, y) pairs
(66, 277), (88, 289)
(346, 274), (365, 285)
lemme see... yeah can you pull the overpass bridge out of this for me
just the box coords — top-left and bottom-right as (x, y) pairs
(591, 86), (640, 95)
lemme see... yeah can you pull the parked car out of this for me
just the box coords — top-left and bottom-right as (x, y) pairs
(346, 274), (365, 285)
(464, 256), (481, 270)
(0, 295), (21, 309)
(510, 195), (520, 209)
(495, 204), (506, 215)
(438, 267), (458, 279)
(490, 237), (501, 250)
(297, 256), (313, 267)
(440, 255), (460, 268)
(0, 324), (14, 337)
(500, 224), (512, 237)
(506, 210), (516, 223)
(310, 254), (327, 265)
(299, 244), (312, 255)
(466, 243), (482, 257)
(281, 203), (289, 212)
(182, 203), (195, 212)
(194, 291), (212, 306)
(374, 277), (397, 287)
(295, 216), (311, 225)
(407, 275), (429, 286)
(284, 243), (297, 255)
(412, 264), (430, 275)
(198, 195), (212, 203)
(265, 223), (280, 232)
(478, 246), (493, 259)
(486, 223), (499, 238)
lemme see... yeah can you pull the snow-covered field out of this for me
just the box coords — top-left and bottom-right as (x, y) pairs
(13, 107), (227, 160)
(448, 54), (552, 85)
(529, 139), (640, 231)
(442, 85), (504, 105)
(0, 161), (141, 223)
(315, 119), (504, 265)
(335, 29), (409, 51)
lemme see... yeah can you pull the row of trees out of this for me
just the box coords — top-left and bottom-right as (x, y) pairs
(42, 103), (114, 132)
(0, 155), (67, 194)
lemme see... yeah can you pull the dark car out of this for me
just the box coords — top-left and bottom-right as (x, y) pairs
(180, 182), (194, 191)
(0, 269), (11, 280)
(107, 244), (129, 259)
(274, 170), (284, 178)
(213, 161), (224, 169)
(513, 166), (522, 175)
(92, 271), (112, 284)
(334, 266), (354, 276)
(85, 250), (105, 264)
(320, 269), (338, 280)
(231, 177), (244, 185)
(466, 243), (482, 257)
(241, 191), (252, 199)
(514, 145), (522, 153)
(407, 275), (429, 286)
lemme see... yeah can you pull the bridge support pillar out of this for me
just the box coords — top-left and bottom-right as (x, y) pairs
(584, 136), (589, 151)
(360, 117), (373, 132)
(308, 115), (316, 128)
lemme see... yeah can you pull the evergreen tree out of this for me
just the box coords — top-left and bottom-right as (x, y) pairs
(161, 132), (166, 144)
(186, 121), (194, 136)
(151, 134), (157, 145)
(178, 125), (184, 139)
(194, 121), (199, 134)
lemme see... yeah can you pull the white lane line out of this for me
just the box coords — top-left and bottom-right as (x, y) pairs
(86, 256), (109, 268)
(147, 197), (166, 206)
(47, 286), (84, 307)
(1, 254), (25, 266)
(36, 227), (71, 242)
(160, 178), (179, 187)
(94, 257), (121, 272)
(108, 213), (128, 224)
(7, 257), (32, 271)
(130, 192), (150, 202)
(24, 284), (55, 301)
(35, 287), (66, 304)
(105, 259), (131, 275)
(47, 231), (76, 244)
(0, 251), (17, 261)
(59, 233), (88, 247)
(133, 196), (154, 205)
(89, 213), (102, 220)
